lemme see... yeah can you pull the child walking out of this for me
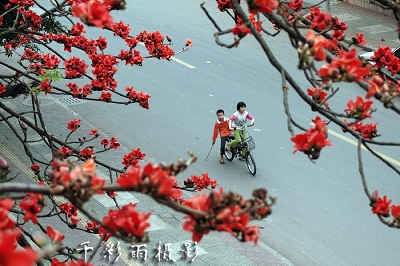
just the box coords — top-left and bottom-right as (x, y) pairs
(212, 109), (233, 164)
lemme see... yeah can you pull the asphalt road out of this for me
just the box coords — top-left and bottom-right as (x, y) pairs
(62, 1), (400, 265)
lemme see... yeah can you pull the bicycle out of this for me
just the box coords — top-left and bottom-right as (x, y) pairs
(224, 125), (256, 176)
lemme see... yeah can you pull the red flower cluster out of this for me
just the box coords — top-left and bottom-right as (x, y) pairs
(116, 163), (183, 199)
(232, 14), (263, 38)
(307, 87), (329, 107)
(40, 79), (51, 94)
(60, 146), (73, 157)
(85, 220), (99, 233)
(306, 7), (332, 31)
(217, 0), (234, 11)
(19, 8), (42, 31)
(90, 53), (119, 90)
(136, 30), (175, 59)
(9, 0), (34, 7)
(366, 75), (391, 99)
(30, 164), (41, 173)
(79, 147), (95, 159)
(109, 136), (120, 149)
(304, 30), (338, 62)
(125, 86), (151, 109)
(70, 22), (86, 36)
(0, 196), (38, 264)
(232, 25), (251, 38)
(19, 192), (44, 224)
(343, 120), (379, 140)
(59, 203), (78, 218)
(67, 119), (81, 132)
(344, 95), (373, 119)
(353, 33), (366, 45)
(288, 0), (303, 11)
(291, 116), (332, 160)
(64, 57), (88, 78)
(370, 190), (396, 220)
(0, 84), (6, 95)
(331, 16), (348, 41)
(104, 0), (126, 10)
(46, 226), (65, 243)
(100, 203), (151, 241)
(51, 159), (105, 205)
(370, 46), (400, 75)
(99, 91), (112, 102)
(183, 188), (269, 244)
(89, 128), (98, 136)
(119, 49), (144, 66)
(72, 0), (113, 28)
(66, 83), (92, 98)
(0, 199), (16, 231)
(110, 20), (131, 39)
(247, 0), (279, 14)
(183, 173), (218, 191)
(59, 202), (81, 226)
(0, 229), (38, 265)
(317, 49), (370, 82)
(122, 148), (146, 168)
(21, 48), (61, 70)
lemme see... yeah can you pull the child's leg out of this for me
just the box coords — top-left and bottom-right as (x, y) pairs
(229, 130), (241, 148)
(220, 136), (227, 157)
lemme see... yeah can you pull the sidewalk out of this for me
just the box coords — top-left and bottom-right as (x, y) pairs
(321, 0), (399, 50)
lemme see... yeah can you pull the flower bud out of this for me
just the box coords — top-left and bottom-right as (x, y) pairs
(20, 121), (28, 131)
(371, 190), (379, 203)
(0, 156), (8, 170)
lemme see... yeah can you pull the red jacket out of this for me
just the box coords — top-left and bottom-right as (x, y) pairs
(212, 118), (233, 142)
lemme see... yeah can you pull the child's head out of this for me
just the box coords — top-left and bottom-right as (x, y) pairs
(216, 109), (224, 121)
(237, 101), (246, 112)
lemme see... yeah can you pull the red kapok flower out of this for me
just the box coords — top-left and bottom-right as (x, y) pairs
(0, 230), (38, 265)
(89, 128), (98, 136)
(0, 198), (15, 230)
(19, 193), (44, 224)
(248, 0), (279, 14)
(391, 205), (400, 221)
(46, 226), (65, 243)
(72, 1), (113, 28)
(353, 33), (366, 45)
(344, 95), (373, 119)
(243, 225), (260, 244)
(372, 195), (391, 216)
(40, 79), (51, 94)
(100, 203), (151, 240)
(30, 164), (40, 172)
(0, 84), (6, 95)
(232, 25), (251, 38)
(67, 119), (81, 132)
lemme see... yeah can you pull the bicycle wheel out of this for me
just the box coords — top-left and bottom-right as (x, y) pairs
(225, 141), (234, 161)
(245, 152), (256, 176)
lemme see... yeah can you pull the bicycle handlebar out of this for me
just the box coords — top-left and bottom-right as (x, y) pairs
(230, 124), (254, 131)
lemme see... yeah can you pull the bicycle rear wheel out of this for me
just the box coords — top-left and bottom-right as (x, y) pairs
(225, 141), (234, 161)
(245, 152), (256, 176)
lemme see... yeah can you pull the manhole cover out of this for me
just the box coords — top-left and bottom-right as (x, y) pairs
(21, 95), (55, 106)
(58, 96), (86, 106)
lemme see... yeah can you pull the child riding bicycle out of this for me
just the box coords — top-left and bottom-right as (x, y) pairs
(226, 102), (254, 156)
